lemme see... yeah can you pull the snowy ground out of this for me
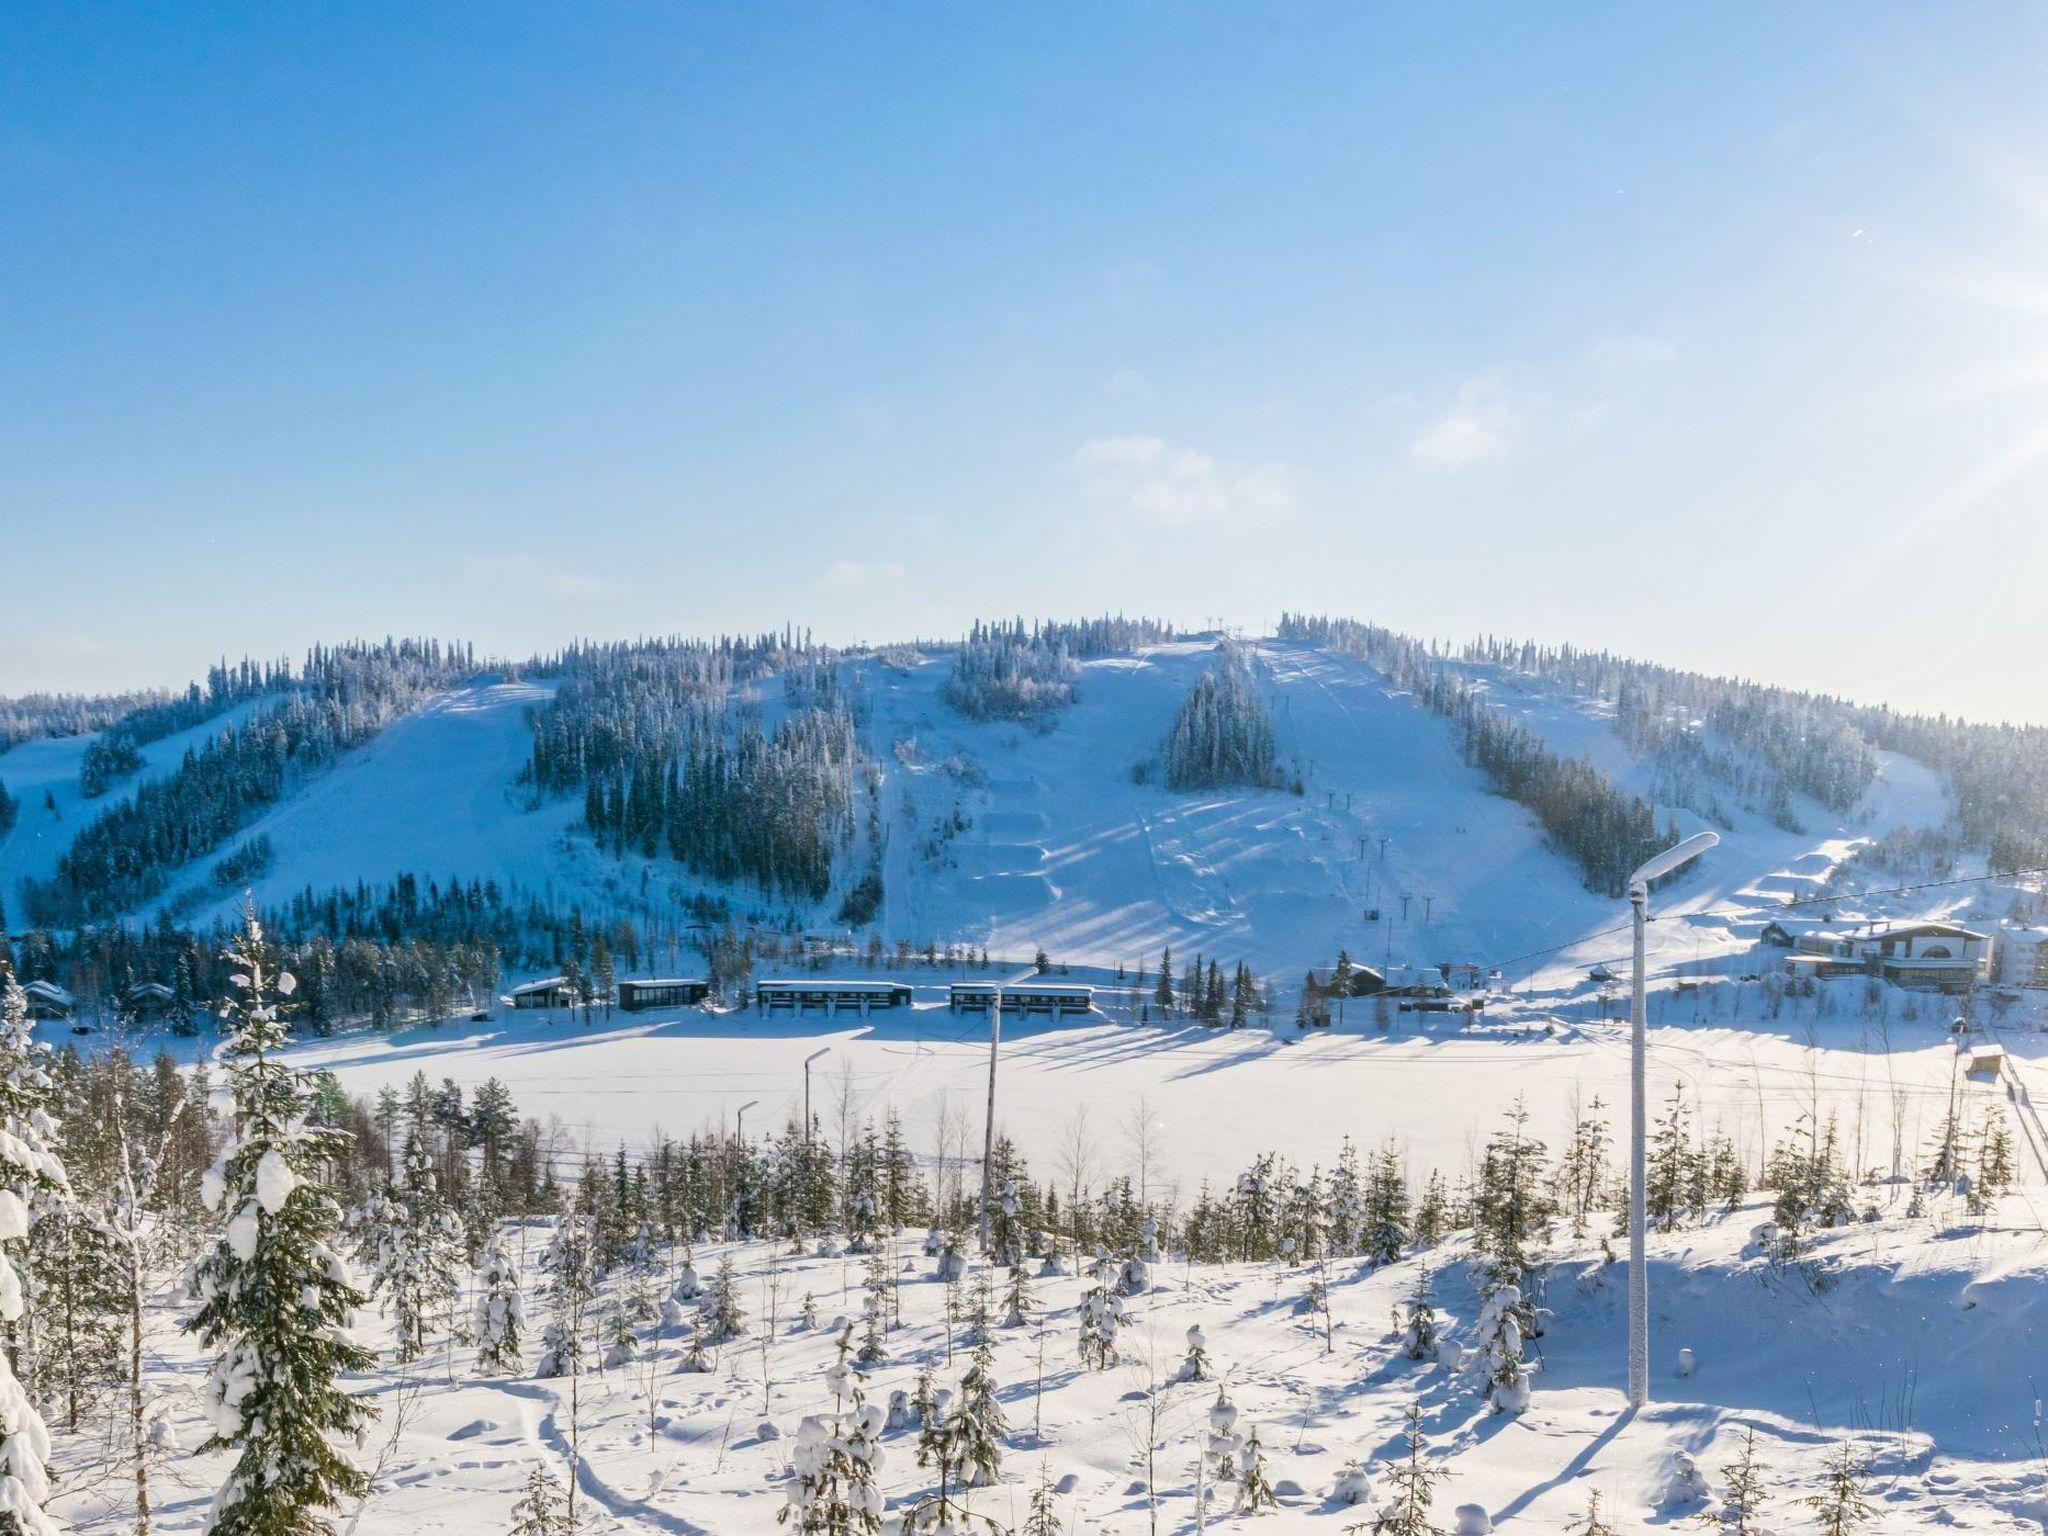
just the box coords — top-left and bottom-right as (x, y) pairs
(61, 1193), (2048, 1535)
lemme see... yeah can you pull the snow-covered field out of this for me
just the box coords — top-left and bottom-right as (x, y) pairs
(62, 1195), (2048, 1535)
(279, 992), (2008, 1206)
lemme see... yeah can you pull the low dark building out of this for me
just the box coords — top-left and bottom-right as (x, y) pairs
(618, 978), (710, 1012)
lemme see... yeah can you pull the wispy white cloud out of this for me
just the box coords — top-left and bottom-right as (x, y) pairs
(1074, 435), (1297, 525)
(1409, 376), (1527, 470)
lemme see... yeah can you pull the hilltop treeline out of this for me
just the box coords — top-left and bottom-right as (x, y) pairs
(525, 634), (865, 902)
(942, 615), (1178, 724)
(1279, 617), (1676, 895)
(22, 640), (481, 925)
(78, 657), (297, 799)
(0, 691), (164, 753)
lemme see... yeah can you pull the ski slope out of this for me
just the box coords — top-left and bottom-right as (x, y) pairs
(147, 678), (585, 928)
(0, 697), (268, 906)
(10, 637), (1968, 999)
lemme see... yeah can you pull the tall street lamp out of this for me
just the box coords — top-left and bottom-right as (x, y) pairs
(1626, 830), (1718, 1408)
(803, 1047), (831, 1149)
(978, 964), (1044, 1252)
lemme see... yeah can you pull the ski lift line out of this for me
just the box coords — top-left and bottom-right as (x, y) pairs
(1478, 862), (2048, 982)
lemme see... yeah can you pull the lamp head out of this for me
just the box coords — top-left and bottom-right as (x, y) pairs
(1628, 831), (1720, 894)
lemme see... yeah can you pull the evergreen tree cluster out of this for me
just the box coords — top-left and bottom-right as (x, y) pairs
(1161, 654), (1289, 792)
(524, 635), (864, 902)
(941, 621), (1083, 723)
(76, 657), (299, 800)
(0, 689), (167, 753)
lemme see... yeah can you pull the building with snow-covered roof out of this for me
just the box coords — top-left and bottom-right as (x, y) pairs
(123, 981), (176, 1018)
(1791, 920), (1990, 993)
(1759, 917), (1829, 947)
(1304, 964), (1388, 997)
(755, 978), (914, 1016)
(505, 976), (577, 1010)
(948, 981), (1094, 1017)
(21, 980), (74, 1021)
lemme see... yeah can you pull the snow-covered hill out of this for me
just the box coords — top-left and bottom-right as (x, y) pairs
(11, 637), (1969, 994)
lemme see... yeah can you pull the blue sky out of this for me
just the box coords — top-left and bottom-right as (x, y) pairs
(4, 4), (2047, 720)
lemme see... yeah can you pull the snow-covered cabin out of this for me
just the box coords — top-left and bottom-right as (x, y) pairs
(617, 978), (709, 1012)
(21, 980), (74, 1021)
(1308, 965), (1387, 997)
(1759, 917), (1828, 948)
(123, 981), (176, 1018)
(1965, 1042), (2007, 1076)
(505, 976), (577, 1010)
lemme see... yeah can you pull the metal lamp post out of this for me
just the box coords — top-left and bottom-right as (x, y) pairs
(1625, 830), (1718, 1408)
(731, 1097), (760, 1234)
(803, 1047), (830, 1148)
(978, 964), (1044, 1253)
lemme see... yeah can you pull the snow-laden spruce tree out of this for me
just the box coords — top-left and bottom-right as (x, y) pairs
(1178, 1322), (1213, 1382)
(1468, 1282), (1531, 1415)
(1361, 1144), (1410, 1266)
(703, 1250), (746, 1342)
(508, 1461), (570, 1536)
(474, 1232), (523, 1376)
(1348, 1403), (1447, 1536)
(1002, 1257), (1035, 1329)
(185, 914), (375, 1536)
(535, 1210), (594, 1378)
(374, 1131), (464, 1364)
(953, 1331), (1006, 1488)
(1400, 1268), (1438, 1362)
(1236, 1423), (1277, 1514)
(0, 967), (67, 1536)
(1076, 1270), (1121, 1370)
(1469, 1100), (1548, 1415)
(1206, 1387), (1242, 1484)
(782, 1388), (886, 1535)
